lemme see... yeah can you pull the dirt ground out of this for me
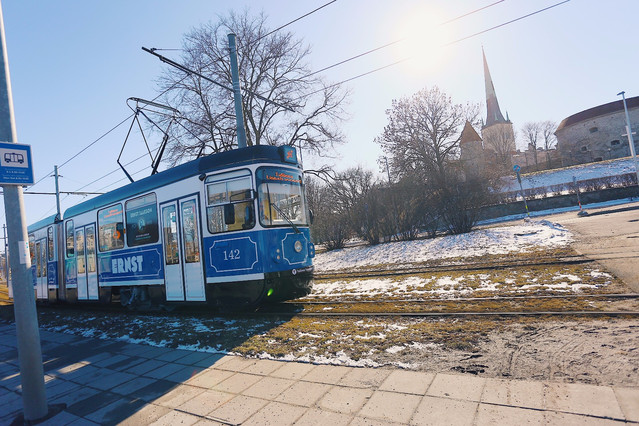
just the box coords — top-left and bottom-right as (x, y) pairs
(394, 317), (639, 387)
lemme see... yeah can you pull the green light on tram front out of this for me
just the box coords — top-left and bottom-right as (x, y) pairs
(267, 288), (274, 297)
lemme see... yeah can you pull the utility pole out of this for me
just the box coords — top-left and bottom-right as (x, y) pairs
(0, 1), (49, 421)
(2, 224), (7, 283)
(618, 91), (639, 187)
(228, 33), (247, 149)
(54, 165), (61, 220)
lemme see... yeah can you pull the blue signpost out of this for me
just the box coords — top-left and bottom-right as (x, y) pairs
(0, 141), (34, 185)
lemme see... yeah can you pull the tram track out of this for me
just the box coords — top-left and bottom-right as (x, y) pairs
(313, 254), (595, 281)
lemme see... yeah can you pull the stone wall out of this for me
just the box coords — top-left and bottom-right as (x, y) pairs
(556, 107), (639, 166)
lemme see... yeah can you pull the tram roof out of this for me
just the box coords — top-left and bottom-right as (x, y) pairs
(63, 145), (299, 220)
(27, 214), (59, 233)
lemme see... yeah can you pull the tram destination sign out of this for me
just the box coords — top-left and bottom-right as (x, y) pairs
(0, 141), (34, 185)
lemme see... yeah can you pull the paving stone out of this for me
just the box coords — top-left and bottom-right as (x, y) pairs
(54, 361), (91, 377)
(475, 403), (544, 425)
(295, 408), (352, 426)
(411, 396), (479, 426)
(176, 389), (233, 416)
(378, 370), (434, 395)
(207, 395), (268, 424)
(124, 359), (167, 375)
(110, 376), (158, 396)
(241, 359), (283, 376)
(174, 351), (213, 365)
(50, 384), (101, 407)
(242, 376), (295, 400)
(193, 353), (226, 368)
(149, 409), (201, 426)
(275, 381), (331, 407)
(74, 368), (137, 391)
(132, 346), (173, 359)
(65, 391), (123, 417)
(0, 390), (21, 412)
(134, 379), (178, 403)
(102, 355), (147, 372)
(68, 417), (100, 425)
(85, 396), (147, 425)
(91, 354), (129, 368)
(301, 365), (350, 385)
(154, 348), (192, 363)
(78, 352), (113, 365)
(543, 410), (623, 425)
(268, 361), (315, 380)
(358, 390), (422, 424)
(426, 373), (486, 402)
(143, 362), (186, 379)
(117, 402), (172, 425)
(318, 386), (373, 414)
(349, 417), (405, 426)
(338, 367), (391, 389)
(45, 379), (82, 399)
(154, 384), (206, 408)
(481, 377), (545, 410)
(614, 386), (639, 422)
(213, 355), (256, 372)
(244, 401), (307, 425)
(185, 368), (234, 389)
(119, 343), (158, 357)
(213, 372), (262, 394)
(39, 409), (83, 426)
(163, 365), (205, 383)
(545, 382), (624, 418)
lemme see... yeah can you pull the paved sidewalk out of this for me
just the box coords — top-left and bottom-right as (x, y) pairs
(0, 324), (637, 425)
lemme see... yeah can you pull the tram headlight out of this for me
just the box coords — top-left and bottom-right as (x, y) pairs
(294, 240), (303, 253)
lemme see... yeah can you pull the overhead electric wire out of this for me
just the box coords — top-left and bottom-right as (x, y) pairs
(297, 0), (570, 101)
(25, 0), (340, 197)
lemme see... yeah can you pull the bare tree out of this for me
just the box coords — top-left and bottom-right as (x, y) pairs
(156, 10), (348, 165)
(482, 124), (516, 170)
(541, 120), (557, 167)
(375, 87), (480, 185)
(521, 122), (542, 166)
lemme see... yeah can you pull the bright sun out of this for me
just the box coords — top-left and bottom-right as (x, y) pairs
(395, 6), (452, 75)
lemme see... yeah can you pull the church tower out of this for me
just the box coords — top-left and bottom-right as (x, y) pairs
(480, 48), (515, 169)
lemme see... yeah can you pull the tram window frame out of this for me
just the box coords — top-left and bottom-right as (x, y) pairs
(47, 226), (54, 262)
(205, 169), (256, 234)
(125, 193), (159, 247)
(29, 234), (35, 266)
(256, 167), (308, 228)
(98, 203), (125, 252)
(65, 220), (74, 258)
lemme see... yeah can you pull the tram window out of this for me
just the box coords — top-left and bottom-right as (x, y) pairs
(98, 204), (124, 252)
(76, 229), (85, 274)
(35, 242), (41, 278)
(205, 171), (255, 234)
(125, 193), (159, 247)
(40, 242), (47, 277)
(65, 221), (74, 257)
(29, 234), (35, 266)
(86, 227), (96, 273)
(181, 200), (200, 263)
(257, 167), (308, 227)
(162, 205), (179, 265)
(47, 227), (54, 261)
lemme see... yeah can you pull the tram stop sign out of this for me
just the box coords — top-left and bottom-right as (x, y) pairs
(0, 142), (34, 185)
(513, 164), (522, 184)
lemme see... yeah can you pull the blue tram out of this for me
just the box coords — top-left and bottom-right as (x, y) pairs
(27, 145), (315, 308)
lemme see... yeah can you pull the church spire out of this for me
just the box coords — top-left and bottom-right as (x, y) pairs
(482, 48), (508, 128)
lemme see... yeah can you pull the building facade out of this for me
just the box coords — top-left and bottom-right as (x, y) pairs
(555, 96), (639, 166)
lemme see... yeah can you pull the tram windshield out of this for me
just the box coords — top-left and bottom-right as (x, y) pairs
(257, 167), (308, 227)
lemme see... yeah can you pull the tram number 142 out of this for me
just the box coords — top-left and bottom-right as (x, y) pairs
(223, 249), (241, 261)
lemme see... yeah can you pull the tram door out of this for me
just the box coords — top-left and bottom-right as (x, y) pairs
(75, 225), (99, 301)
(34, 240), (47, 299)
(161, 197), (206, 301)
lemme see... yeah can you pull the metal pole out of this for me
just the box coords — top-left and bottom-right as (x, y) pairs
(228, 33), (247, 149)
(0, 1), (48, 421)
(54, 165), (61, 220)
(3, 223), (7, 283)
(618, 91), (639, 186)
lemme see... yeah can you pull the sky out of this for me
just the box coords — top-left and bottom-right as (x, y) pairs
(1, 0), (638, 228)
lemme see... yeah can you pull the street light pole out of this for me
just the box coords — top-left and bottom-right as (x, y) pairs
(618, 91), (639, 186)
